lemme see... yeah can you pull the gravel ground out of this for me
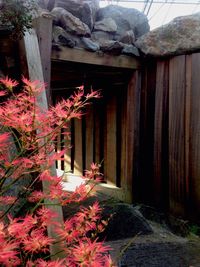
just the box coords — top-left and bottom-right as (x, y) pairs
(107, 221), (200, 267)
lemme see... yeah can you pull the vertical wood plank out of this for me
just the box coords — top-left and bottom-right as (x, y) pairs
(74, 119), (83, 176)
(190, 53), (200, 218)
(153, 60), (169, 208)
(94, 104), (101, 165)
(169, 55), (186, 216)
(104, 93), (117, 185)
(185, 55), (192, 211)
(139, 60), (157, 204)
(34, 15), (53, 105)
(56, 129), (62, 170)
(85, 105), (94, 170)
(121, 71), (141, 202)
(64, 122), (72, 174)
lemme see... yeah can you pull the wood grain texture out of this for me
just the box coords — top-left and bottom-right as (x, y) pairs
(120, 71), (141, 203)
(85, 105), (94, 171)
(34, 16), (53, 105)
(169, 55), (186, 216)
(64, 125), (72, 174)
(190, 53), (200, 217)
(153, 60), (169, 208)
(104, 93), (117, 185)
(52, 47), (140, 69)
(185, 55), (192, 210)
(74, 119), (83, 176)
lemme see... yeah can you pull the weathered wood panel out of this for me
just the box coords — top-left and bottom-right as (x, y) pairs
(153, 60), (169, 209)
(104, 94), (117, 185)
(64, 125), (72, 174)
(85, 105), (94, 171)
(94, 103), (101, 165)
(34, 16), (53, 105)
(169, 55), (186, 216)
(52, 46), (141, 69)
(139, 60), (157, 204)
(121, 71), (141, 203)
(190, 53), (200, 217)
(74, 119), (83, 176)
(185, 54), (192, 212)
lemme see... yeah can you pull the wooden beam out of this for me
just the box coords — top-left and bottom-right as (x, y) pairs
(23, 28), (65, 258)
(52, 47), (141, 70)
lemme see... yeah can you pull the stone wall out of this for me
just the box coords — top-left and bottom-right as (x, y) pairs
(38, 0), (150, 57)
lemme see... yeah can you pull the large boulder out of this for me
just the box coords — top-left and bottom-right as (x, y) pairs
(55, 0), (99, 30)
(96, 5), (149, 39)
(51, 7), (91, 37)
(99, 203), (153, 241)
(135, 12), (200, 57)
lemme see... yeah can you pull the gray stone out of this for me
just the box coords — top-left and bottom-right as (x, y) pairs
(51, 7), (91, 37)
(119, 30), (135, 44)
(96, 5), (149, 39)
(100, 40), (124, 55)
(99, 203), (153, 241)
(135, 12), (200, 57)
(122, 44), (140, 57)
(55, 0), (99, 30)
(91, 30), (114, 42)
(81, 37), (100, 52)
(94, 18), (117, 33)
(52, 26), (76, 48)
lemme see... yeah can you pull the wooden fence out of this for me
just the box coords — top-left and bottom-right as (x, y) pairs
(54, 69), (141, 203)
(53, 46), (200, 220)
(139, 53), (200, 220)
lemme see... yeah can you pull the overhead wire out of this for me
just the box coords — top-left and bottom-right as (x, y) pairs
(161, 0), (174, 24)
(148, 0), (168, 21)
(146, 0), (154, 15)
(143, 0), (150, 13)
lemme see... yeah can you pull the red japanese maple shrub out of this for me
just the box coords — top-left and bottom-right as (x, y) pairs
(0, 77), (115, 267)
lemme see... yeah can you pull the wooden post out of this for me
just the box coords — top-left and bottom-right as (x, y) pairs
(34, 15), (53, 105)
(23, 28), (65, 258)
(74, 119), (83, 176)
(85, 105), (94, 170)
(64, 122), (72, 174)
(120, 71), (141, 203)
